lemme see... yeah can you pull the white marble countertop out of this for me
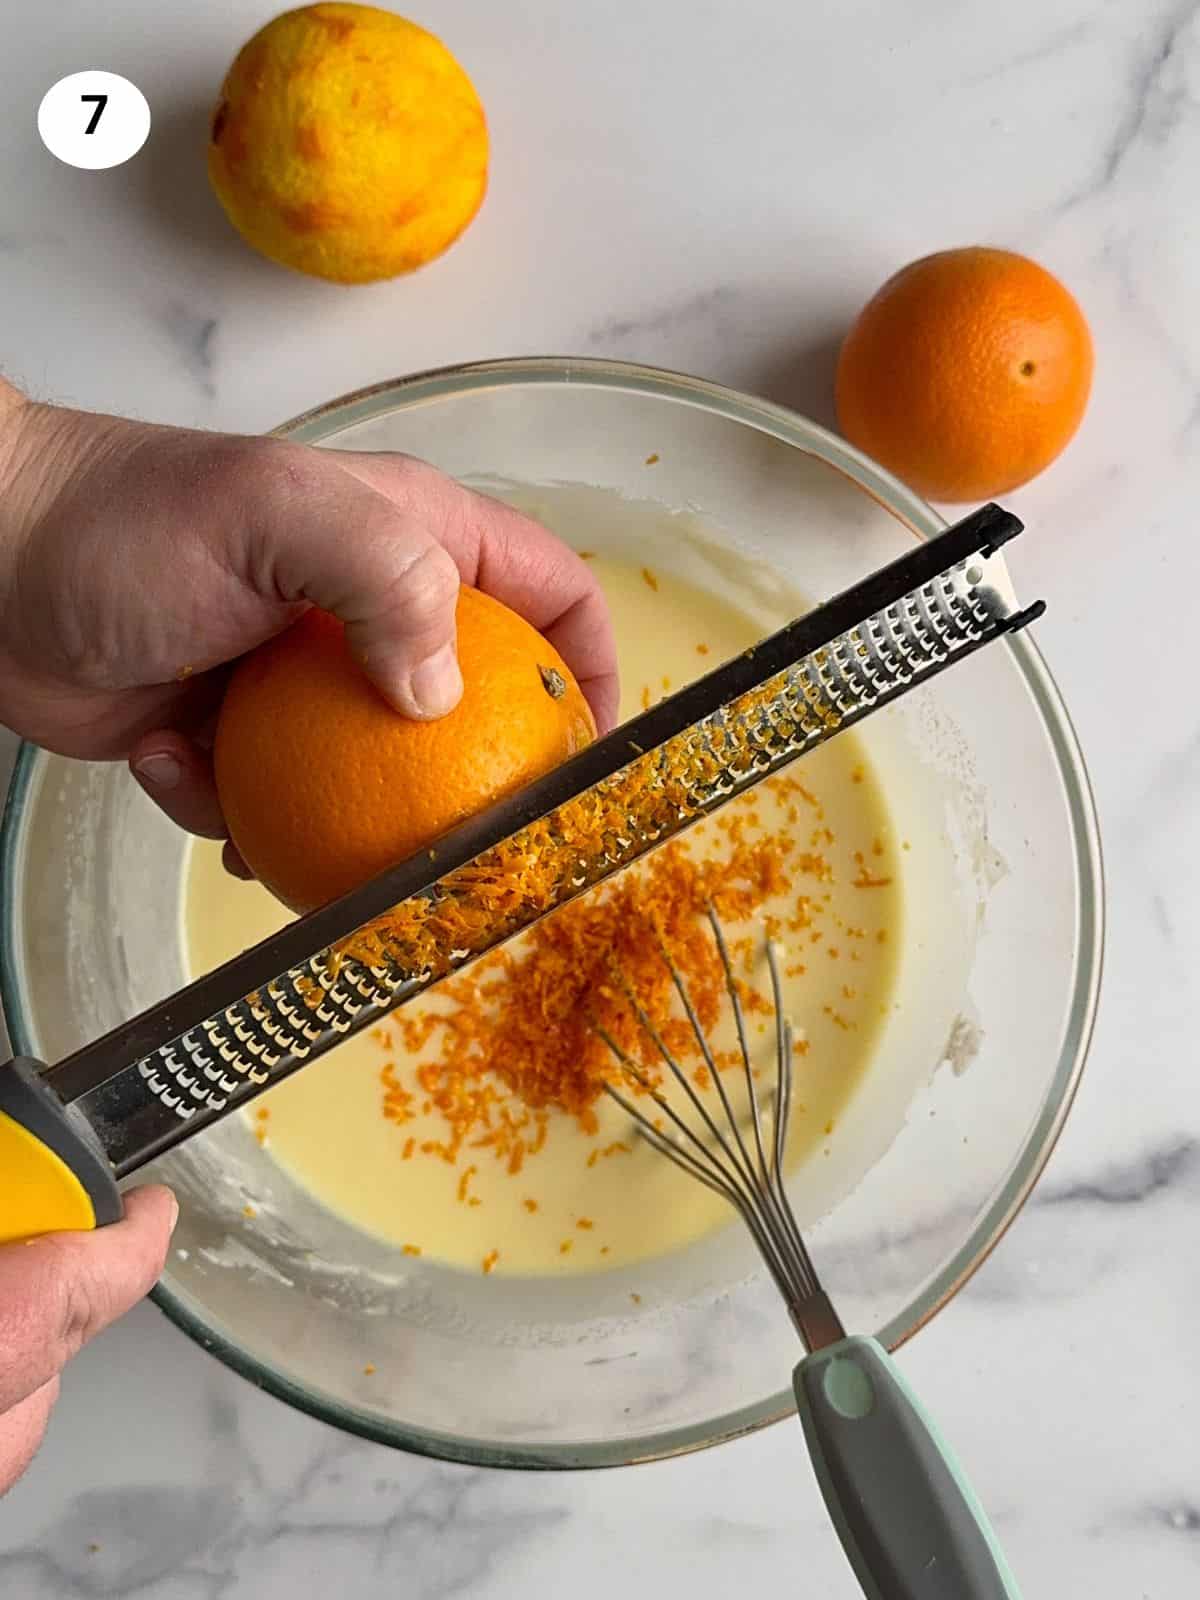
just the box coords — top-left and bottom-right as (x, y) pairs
(1, 1), (1197, 1594)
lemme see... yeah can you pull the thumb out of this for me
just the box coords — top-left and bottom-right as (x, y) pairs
(0, 1376), (59, 1496)
(250, 455), (464, 719)
(0, 1185), (177, 1415)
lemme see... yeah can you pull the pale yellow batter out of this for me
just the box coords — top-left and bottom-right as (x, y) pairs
(185, 557), (901, 1276)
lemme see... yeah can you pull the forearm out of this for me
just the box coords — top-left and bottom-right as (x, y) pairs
(0, 380), (132, 560)
(0, 377), (29, 502)
(0, 382), (131, 721)
(0, 374), (22, 414)
(0, 377), (47, 540)
(0, 381), (30, 619)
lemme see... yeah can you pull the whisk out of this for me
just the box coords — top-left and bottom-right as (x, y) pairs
(600, 908), (1022, 1600)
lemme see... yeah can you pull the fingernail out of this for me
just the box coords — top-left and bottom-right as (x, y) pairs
(407, 644), (463, 718)
(167, 1192), (180, 1234)
(134, 753), (182, 790)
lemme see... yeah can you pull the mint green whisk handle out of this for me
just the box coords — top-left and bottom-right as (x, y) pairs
(795, 1336), (1021, 1599)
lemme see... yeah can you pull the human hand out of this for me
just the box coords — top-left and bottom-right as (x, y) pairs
(0, 1186), (177, 1495)
(0, 380), (618, 867)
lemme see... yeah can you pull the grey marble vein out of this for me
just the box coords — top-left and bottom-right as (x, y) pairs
(159, 303), (219, 399)
(1059, 0), (1200, 212)
(1087, 1501), (1200, 1547)
(1156, 1504), (1200, 1533)
(957, 16), (1094, 89)
(1151, 891), (1175, 944)
(585, 286), (737, 349)
(676, 1512), (794, 1563)
(1131, 725), (1200, 829)
(0, 1450), (568, 1599)
(1035, 1138), (1199, 1207)
(1104, 244), (1200, 440)
(230, 1465), (564, 1600)
(0, 1486), (237, 1596)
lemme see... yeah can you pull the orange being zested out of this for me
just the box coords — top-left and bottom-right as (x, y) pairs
(214, 586), (595, 913)
(836, 246), (1093, 502)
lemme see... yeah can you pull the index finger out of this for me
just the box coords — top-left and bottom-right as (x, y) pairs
(0, 1186), (176, 1414)
(332, 452), (621, 734)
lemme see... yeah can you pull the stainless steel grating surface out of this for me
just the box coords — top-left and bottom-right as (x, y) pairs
(45, 507), (1038, 1175)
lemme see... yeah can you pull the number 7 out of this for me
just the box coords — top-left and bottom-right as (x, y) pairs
(81, 94), (108, 135)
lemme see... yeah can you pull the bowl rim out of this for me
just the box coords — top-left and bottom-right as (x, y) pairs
(0, 355), (1104, 1470)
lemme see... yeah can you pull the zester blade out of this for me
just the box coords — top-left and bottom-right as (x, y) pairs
(43, 503), (1041, 1176)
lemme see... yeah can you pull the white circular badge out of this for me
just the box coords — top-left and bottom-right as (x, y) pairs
(37, 71), (151, 170)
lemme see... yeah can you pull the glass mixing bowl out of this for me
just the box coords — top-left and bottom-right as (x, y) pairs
(0, 359), (1102, 1468)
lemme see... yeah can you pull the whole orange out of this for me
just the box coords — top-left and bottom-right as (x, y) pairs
(214, 589), (596, 914)
(835, 247), (1093, 502)
(207, 3), (488, 284)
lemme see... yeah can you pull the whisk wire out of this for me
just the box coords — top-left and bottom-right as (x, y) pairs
(645, 942), (825, 1302)
(598, 1024), (812, 1291)
(767, 946), (792, 1181)
(606, 977), (757, 1201)
(706, 908), (773, 1189)
(601, 1068), (817, 1310)
(763, 948), (823, 1291)
(706, 916), (821, 1300)
(596, 1037), (741, 1205)
(600, 907), (839, 1336)
(653, 939), (765, 1192)
(596, 991), (824, 1312)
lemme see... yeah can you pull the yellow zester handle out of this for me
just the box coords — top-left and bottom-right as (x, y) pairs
(0, 1108), (97, 1240)
(0, 1057), (122, 1244)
